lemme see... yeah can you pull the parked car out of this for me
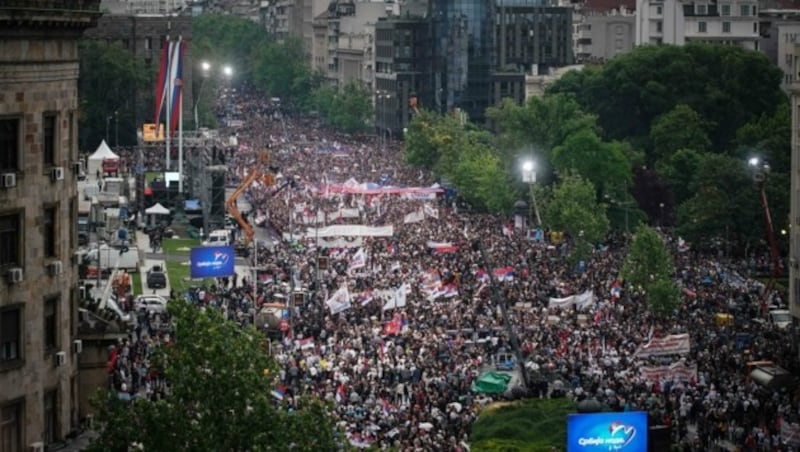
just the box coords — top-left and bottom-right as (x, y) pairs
(146, 265), (167, 289)
(134, 295), (167, 314)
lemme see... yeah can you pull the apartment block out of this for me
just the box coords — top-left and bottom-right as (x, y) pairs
(0, 1), (101, 449)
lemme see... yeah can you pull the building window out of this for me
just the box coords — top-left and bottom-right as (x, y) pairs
(0, 400), (22, 452)
(657, 21), (663, 33)
(44, 297), (57, 353)
(44, 389), (58, 444)
(741, 4), (750, 16)
(43, 113), (56, 167)
(721, 4), (730, 15)
(43, 205), (57, 258)
(696, 4), (707, 14)
(0, 213), (20, 266)
(699, 22), (707, 33)
(656, 5), (662, 14)
(754, 22), (758, 33)
(0, 307), (21, 364)
(723, 22), (731, 33)
(0, 118), (20, 171)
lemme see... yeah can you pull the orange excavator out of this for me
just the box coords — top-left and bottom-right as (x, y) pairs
(226, 150), (276, 245)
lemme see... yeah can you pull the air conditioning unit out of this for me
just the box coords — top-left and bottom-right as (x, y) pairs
(51, 166), (64, 181)
(29, 442), (44, 452)
(73, 339), (83, 354)
(7, 267), (23, 284)
(55, 351), (66, 367)
(47, 261), (63, 276)
(1, 173), (16, 188)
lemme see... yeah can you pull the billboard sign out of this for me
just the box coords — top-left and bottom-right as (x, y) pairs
(190, 246), (235, 278)
(567, 411), (648, 452)
(143, 123), (165, 142)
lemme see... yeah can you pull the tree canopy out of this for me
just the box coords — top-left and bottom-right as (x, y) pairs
(549, 44), (785, 152)
(88, 298), (339, 451)
(78, 40), (147, 150)
(621, 226), (679, 315)
(313, 81), (374, 133)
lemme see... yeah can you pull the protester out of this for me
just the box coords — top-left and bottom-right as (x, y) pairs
(105, 86), (800, 451)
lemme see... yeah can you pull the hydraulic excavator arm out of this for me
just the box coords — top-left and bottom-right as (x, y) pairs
(226, 151), (275, 245)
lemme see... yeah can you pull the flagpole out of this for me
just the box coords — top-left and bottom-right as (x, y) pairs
(165, 38), (171, 171)
(178, 37), (184, 193)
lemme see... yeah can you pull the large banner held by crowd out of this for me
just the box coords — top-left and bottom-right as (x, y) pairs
(548, 290), (594, 310)
(640, 361), (697, 383)
(326, 286), (352, 314)
(635, 333), (691, 358)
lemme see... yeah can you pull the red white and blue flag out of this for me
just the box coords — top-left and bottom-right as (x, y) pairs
(153, 37), (186, 136)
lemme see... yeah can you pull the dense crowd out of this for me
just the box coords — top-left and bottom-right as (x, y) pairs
(106, 87), (800, 451)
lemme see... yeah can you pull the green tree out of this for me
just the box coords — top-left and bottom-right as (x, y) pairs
(735, 101), (791, 173)
(404, 109), (465, 171)
(485, 94), (598, 163)
(319, 81), (373, 133)
(78, 40), (147, 150)
(674, 153), (760, 246)
(549, 44), (785, 150)
(647, 277), (681, 316)
(649, 104), (712, 166)
(622, 225), (674, 288)
(657, 148), (704, 206)
(192, 14), (269, 85)
(621, 225), (676, 314)
(89, 298), (339, 451)
(451, 138), (516, 212)
(542, 173), (609, 261)
(253, 37), (320, 109)
(551, 129), (631, 200)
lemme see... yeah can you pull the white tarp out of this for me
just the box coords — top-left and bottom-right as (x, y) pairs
(145, 203), (170, 215)
(87, 140), (119, 176)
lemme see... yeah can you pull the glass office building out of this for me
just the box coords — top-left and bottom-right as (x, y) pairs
(430, 0), (496, 123)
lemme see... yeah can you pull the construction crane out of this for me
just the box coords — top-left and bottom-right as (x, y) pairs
(749, 157), (783, 316)
(226, 150), (276, 245)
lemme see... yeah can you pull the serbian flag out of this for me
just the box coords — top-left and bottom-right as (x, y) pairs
(166, 39), (186, 136)
(475, 269), (490, 283)
(427, 241), (457, 253)
(272, 385), (286, 400)
(336, 383), (347, 403)
(296, 337), (315, 350)
(493, 267), (515, 281)
(153, 38), (171, 125)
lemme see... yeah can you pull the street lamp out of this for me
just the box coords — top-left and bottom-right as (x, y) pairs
(222, 65), (233, 78)
(521, 160), (542, 227)
(194, 61), (211, 130)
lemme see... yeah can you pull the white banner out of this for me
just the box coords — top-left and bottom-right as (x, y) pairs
(349, 248), (366, 271)
(403, 192), (437, 200)
(306, 225), (394, 237)
(548, 290), (594, 310)
(635, 334), (691, 358)
(326, 286), (352, 314)
(317, 237), (363, 248)
(640, 362), (697, 382)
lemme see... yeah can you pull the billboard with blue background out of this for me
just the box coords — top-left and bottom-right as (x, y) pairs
(567, 411), (648, 452)
(190, 246), (235, 278)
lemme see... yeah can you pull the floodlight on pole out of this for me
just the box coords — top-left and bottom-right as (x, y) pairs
(521, 159), (541, 226)
(223, 65), (233, 77)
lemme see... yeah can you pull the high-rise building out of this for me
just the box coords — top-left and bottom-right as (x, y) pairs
(0, 1), (101, 449)
(430, 0), (496, 123)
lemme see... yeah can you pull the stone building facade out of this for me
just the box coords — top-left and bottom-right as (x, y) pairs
(0, 1), (101, 450)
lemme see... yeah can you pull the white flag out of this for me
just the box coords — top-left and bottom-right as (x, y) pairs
(383, 283), (408, 311)
(349, 248), (366, 271)
(423, 204), (439, 219)
(326, 286), (352, 314)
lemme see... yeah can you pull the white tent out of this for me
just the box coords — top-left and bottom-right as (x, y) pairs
(145, 203), (170, 227)
(87, 140), (120, 177)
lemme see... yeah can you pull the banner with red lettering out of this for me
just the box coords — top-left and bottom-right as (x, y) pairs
(635, 334), (691, 357)
(640, 362), (697, 382)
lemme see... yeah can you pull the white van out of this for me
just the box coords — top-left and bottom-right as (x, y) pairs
(202, 229), (231, 247)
